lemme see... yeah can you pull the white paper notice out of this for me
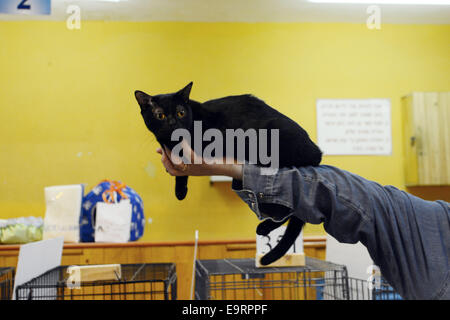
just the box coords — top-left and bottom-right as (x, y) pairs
(316, 99), (392, 155)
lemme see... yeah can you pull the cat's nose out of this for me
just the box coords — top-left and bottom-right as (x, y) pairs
(168, 118), (176, 125)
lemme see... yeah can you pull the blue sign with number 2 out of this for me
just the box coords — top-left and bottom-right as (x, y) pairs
(0, 0), (51, 15)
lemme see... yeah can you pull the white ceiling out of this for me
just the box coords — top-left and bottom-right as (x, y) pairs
(0, 0), (449, 24)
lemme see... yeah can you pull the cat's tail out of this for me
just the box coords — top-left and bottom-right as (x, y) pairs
(258, 216), (305, 266)
(256, 217), (288, 236)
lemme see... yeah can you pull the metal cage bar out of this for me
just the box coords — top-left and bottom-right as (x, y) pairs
(0, 267), (15, 300)
(195, 257), (349, 300)
(15, 263), (177, 300)
(194, 257), (401, 300)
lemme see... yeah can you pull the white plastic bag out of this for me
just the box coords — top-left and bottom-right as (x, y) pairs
(94, 198), (132, 243)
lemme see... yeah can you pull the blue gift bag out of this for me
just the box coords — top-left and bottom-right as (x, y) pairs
(80, 180), (145, 242)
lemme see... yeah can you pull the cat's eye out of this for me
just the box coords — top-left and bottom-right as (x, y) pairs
(154, 111), (166, 120)
(177, 110), (185, 118)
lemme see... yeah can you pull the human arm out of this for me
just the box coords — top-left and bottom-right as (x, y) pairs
(231, 163), (450, 300)
(156, 144), (450, 300)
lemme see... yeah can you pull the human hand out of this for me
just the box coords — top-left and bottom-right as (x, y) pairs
(156, 139), (243, 180)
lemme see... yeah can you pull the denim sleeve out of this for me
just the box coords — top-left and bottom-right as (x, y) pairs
(232, 164), (450, 300)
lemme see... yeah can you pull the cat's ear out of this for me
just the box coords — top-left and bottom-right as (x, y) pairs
(176, 82), (193, 103)
(134, 90), (154, 111)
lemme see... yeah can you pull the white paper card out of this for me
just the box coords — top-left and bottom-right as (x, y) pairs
(325, 234), (376, 299)
(95, 199), (132, 243)
(316, 99), (392, 155)
(325, 233), (374, 280)
(13, 237), (64, 300)
(256, 225), (303, 256)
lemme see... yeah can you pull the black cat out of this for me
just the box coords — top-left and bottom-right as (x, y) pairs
(134, 82), (322, 265)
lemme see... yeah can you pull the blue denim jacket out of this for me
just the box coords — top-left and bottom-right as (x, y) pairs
(232, 164), (450, 300)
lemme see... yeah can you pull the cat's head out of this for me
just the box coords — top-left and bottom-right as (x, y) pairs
(134, 82), (194, 143)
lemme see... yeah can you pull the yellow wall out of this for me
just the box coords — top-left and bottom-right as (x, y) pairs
(0, 21), (449, 241)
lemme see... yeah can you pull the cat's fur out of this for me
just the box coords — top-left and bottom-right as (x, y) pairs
(134, 82), (322, 265)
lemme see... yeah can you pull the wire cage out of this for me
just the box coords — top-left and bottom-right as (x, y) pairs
(15, 263), (177, 300)
(195, 257), (403, 300)
(0, 267), (15, 300)
(195, 257), (350, 300)
(347, 277), (402, 300)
